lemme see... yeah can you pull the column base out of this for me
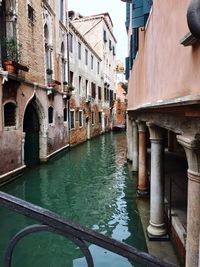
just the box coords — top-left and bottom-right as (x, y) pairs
(147, 223), (169, 241)
(137, 189), (149, 197)
(147, 230), (170, 241)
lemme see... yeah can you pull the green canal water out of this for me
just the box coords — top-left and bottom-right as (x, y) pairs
(0, 132), (147, 267)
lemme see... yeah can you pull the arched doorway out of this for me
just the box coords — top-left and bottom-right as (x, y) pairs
(23, 101), (40, 167)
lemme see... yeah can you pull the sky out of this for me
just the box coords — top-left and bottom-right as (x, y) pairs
(68, 0), (128, 64)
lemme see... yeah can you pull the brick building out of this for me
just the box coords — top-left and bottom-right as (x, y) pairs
(123, 0), (200, 266)
(0, 0), (117, 183)
(0, 0), (69, 181)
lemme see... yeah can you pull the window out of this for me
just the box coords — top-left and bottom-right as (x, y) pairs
(79, 111), (83, 127)
(60, 0), (64, 22)
(68, 33), (73, 53)
(98, 112), (102, 124)
(103, 30), (107, 42)
(28, 4), (36, 23)
(98, 86), (101, 100)
(85, 49), (88, 65)
(91, 82), (96, 99)
(85, 79), (88, 97)
(91, 55), (93, 69)
(69, 71), (74, 84)
(78, 42), (81, 60)
(97, 61), (100, 74)
(79, 76), (82, 94)
(4, 102), (16, 127)
(44, 24), (52, 71)
(70, 110), (75, 129)
(63, 108), (67, 122)
(48, 106), (53, 124)
(61, 42), (66, 83)
(113, 46), (116, 56)
(109, 40), (112, 50)
(92, 111), (95, 125)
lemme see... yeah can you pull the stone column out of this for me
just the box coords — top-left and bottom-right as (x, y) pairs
(137, 121), (148, 195)
(39, 130), (48, 162)
(131, 120), (138, 173)
(21, 132), (26, 166)
(177, 135), (200, 267)
(102, 112), (105, 133)
(147, 122), (167, 238)
(126, 115), (133, 161)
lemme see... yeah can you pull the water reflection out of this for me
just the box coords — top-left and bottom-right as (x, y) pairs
(0, 132), (147, 267)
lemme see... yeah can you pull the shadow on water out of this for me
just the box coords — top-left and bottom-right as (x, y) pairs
(0, 132), (147, 267)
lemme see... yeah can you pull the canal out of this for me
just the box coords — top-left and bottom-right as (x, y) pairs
(0, 132), (147, 267)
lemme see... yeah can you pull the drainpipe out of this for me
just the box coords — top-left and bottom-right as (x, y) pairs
(187, 0), (200, 39)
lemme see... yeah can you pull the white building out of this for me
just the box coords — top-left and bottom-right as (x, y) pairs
(69, 12), (117, 128)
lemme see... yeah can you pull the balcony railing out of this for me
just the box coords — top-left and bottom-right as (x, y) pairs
(0, 191), (179, 267)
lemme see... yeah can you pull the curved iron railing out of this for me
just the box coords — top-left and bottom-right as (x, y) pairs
(0, 191), (179, 267)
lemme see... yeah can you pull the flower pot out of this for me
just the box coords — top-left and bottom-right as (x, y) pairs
(3, 60), (17, 74)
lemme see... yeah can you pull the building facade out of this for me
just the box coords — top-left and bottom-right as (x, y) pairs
(0, 0), (117, 183)
(70, 12), (117, 131)
(67, 20), (103, 144)
(123, 0), (200, 266)
(0, 0), (70, 181)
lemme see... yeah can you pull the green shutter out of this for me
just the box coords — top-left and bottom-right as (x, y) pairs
(132, 0), (144, 29)
(143, 0), (152, 14)
(125, 57), (129, 80)
(132, 0), (152, 29)
(125, 3), (130, 32)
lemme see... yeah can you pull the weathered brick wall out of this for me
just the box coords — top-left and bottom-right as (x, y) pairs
(18, 0), (45, 84)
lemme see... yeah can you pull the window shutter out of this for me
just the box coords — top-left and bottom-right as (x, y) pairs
(132, 0), (152, 29)
(125, 3), (130, 32)
(132, 0), (144, 29)
(125, 57), (129, 80)
(143, 0), (152, 14)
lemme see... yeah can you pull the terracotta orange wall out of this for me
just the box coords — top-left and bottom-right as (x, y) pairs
(128, 0), (200, 109)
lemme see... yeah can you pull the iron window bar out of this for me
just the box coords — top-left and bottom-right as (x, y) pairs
(0, 191), (179, 267)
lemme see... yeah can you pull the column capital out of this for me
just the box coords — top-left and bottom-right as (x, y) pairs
(177, 134), (200, 174)
(146, 122), (164, 141)
(132, 120), (137, 128)
(136, 120), (146, 132)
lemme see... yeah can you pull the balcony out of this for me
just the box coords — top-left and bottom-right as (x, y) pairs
(1, 37), (29, 74)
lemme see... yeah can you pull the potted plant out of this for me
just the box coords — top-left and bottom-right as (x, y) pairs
(46, 68), (53, 75)
(68, 83), (75, 92)
(63, 81), (68, 91)
(3, 37), (24, 74)
(3, 37), (28, 73)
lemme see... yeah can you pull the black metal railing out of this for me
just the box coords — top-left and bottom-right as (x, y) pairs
(0, 191), (179, 267)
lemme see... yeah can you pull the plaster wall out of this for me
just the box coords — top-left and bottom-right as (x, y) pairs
(128, 0), (200, 109)
(73, 17), (117, 97)
(69, 23), (101, 102)
(0, 130), (22, 175)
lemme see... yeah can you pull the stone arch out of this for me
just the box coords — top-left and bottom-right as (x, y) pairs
(22, 95), (47, 166)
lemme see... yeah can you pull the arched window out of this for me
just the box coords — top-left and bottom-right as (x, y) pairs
(61, 42), (66, 83)
(4, 102), (16, 127)
(44, 24), (52, 71)
(48, 106), (53, 124)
